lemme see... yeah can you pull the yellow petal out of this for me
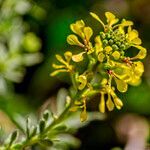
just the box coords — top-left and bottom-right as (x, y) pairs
(80, 109), (87, 122)
(90, 12), (105, 27)
(99, 92), (105, 113)
(76, 20), (85, 28)
(80, 98), (87, 122)
(131, 38), (142, 45)
(70, 20), (85, 38)
(95, 36), (103, 54)
(128, 77), (141, 86)
(118, 26), (125, 34)
(114, 77), (128, 93)
(52, 64), (65, 69)
(95, 36), (102, 47)
(78, 75), (87, 90)
(105, 12), (116, 21)
(83, 27), (93, 41)
(64, 51), (72, 62)
(121, 19), (133, 27)
(128, 26), (132, 33)
(56, 54), (67, 65)
(72, 52), (85, 62)
(105, 12), (119, 27)
(132, 45), (147, 59)
(50, 69), (67, 76)
(113, 97), (123, 109)
(106, 94), (114, 111)
(128, 29), (139, 41)
(133, 61), (144, 77)
(67, 34), (83, 46)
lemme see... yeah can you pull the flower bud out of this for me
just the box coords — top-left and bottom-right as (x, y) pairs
(103, 39), (108, 46)
(112, 44), (118, 50)
(100, 32), (106, 39)
(109, 39), (114, 45)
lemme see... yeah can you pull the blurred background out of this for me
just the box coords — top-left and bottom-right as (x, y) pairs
(0, 0), (150, 149)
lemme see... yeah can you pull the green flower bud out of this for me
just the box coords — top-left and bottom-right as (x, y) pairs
(120, 51), (125, 56)
(104, 63), (112, 70)
(111, 35), (115, 39)
(109, 39), (114, 45)
(120, 44), (126, 50)
(116, 41), (121, 46)
(112, 44), (118, 50)
(105, 33), (111, 39)
(103, 39), (108, 46)
(100, 32), (106, 39)
(113, 38), (118, 42)
(125, 43), (130, 48)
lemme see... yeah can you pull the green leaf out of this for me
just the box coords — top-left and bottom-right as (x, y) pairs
(9, 130), (18, 146)
(39, 119), (46, 133)
(53, 124), (67, 131)
(43, 110), (50, 121)
(39, 139), (53, 147)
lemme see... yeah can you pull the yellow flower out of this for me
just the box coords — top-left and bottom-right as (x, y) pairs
(67, 34), (84, 47)
(127, 61), (144, 86)
(77, 74), (87, 90)
(105, 12), (119, 28)
(127, 26), (141, 45)
(120, 19), (133, 27)
(70, 20), (85, 39)
(131, 45), (147, 60)
(90, 12), (105, 28)
(69, 20), (93, 41)
(90, 11), (119, 29)
(72, 52), (85, 62)
(99, 86), (124, 113)
(113, 60), (144, 86)
(109, 88), (123, 110)
(67, 20), (94, 61)
(95, 36), (103, 54)
(114, 76), (128, 93)
(50, 51), (73, 76)
(80, 98), (87, 122)
(125, 26), (147, 60)
(106, 93), (114, 111)
(99, 92), (105, 113)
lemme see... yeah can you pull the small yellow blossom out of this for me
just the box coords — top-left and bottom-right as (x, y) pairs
(95, 36), (103, 54)
(50, 51), (73, 76)
(67, 34), (84, 47)
(106, 93), (114, 111)
(77, 75), (87, 90)
(105, 12), (119, 28)
(99, 92), (105, 113)
(51, 11), (147, 120)
(80, 98), (87, 122)
(69, 20), (93, 42)
(72, 52), (85, 62)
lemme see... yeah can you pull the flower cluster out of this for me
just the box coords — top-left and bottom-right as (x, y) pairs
(51, 12), (147, 121)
